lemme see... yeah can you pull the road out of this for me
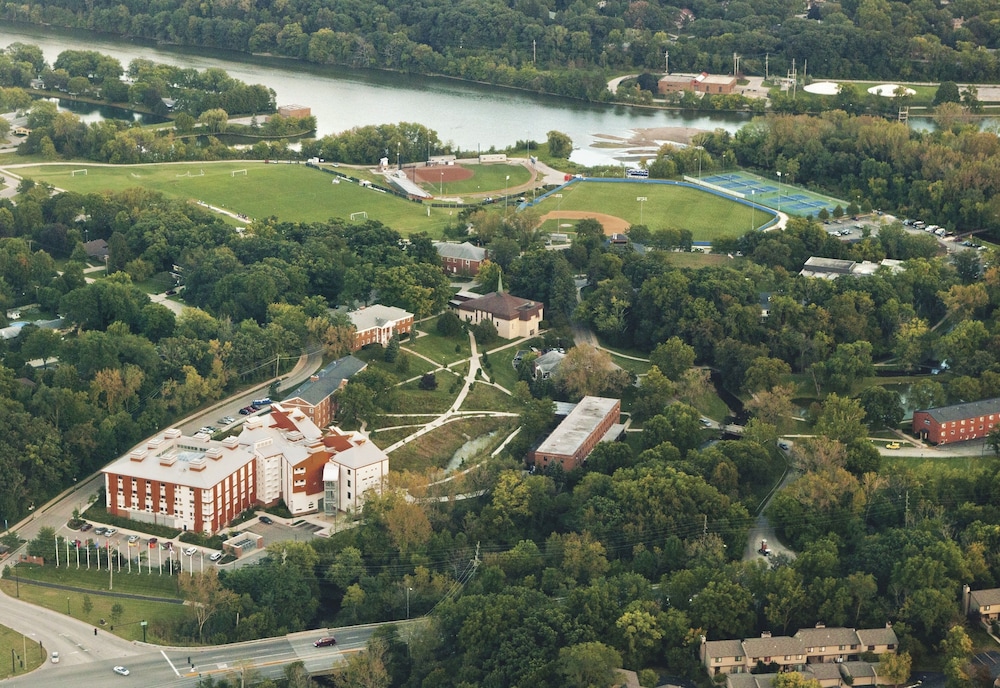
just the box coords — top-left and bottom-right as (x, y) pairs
(0, 609), (388, 687)
(743, 457), (799, 565)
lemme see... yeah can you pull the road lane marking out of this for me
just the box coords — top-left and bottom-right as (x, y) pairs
(162, 649), (180, 676)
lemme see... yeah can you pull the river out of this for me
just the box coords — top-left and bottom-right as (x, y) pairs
(0, 24), (751, 164)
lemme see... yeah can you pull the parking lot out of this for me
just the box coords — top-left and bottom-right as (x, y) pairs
(225, 515), (328, 568)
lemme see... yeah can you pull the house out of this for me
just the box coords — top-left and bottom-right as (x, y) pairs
(451, 277), (543, 340)
(103, 428), (257, 535)
(280, 355), (367, 428)
(530, 396), (622, 470)
(347, 304), (413, 350)
(532, 350), (565, 380)
(433, 241), (487, 275)
(700, 625), (898, 677)
(322, 427), (389, 515)
(912, 397), (1000, 444)
(82, 238), (109, 260)
(963, 585), (1000, 626)
(278, 104), (311, 118)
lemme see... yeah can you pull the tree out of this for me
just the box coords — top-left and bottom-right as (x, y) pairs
(772, 673), (822, 688)
(880, 651), (912, 688)
(553, 345), (630, 401)
(419, 373), (438, 390)
(649, 337), (696, 380)
(859, 386), (904, 430)
(815, 394), (868, 445)
(83, 594), (93, 616)
(198, 108), (229, 133)
(436, 311), (463, 337)
(934, 81), (961, 105)
(178, 569), (237, 642)
(110, 602), (124, 625)
(630, 365), (675, 423)
(558, 641), (622, 688)
(333, 635), (390, 688)
(384, 334), (399, 363)
(547, 130), (573, 158)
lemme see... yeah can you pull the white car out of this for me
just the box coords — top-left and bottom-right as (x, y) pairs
(51, 652), (59, 664)
(113, 665), (130, 676)
(184, 547), (197, 556)
(104, 528), (117, 536)
(127, 535), (140, 543)
(209, 552), (223, 562)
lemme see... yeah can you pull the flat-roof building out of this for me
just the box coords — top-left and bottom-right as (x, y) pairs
(530, 396), (622, 470)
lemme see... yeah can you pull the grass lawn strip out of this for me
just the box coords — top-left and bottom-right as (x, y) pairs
(461, 382), (521, 412)
(13, 561), (183, 598)
(0, 622), (45, 679)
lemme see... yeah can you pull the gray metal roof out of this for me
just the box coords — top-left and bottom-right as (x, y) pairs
(433, 241), (486, 261)
(919, 397), (1000, 424)
(285, 355), (367, 405)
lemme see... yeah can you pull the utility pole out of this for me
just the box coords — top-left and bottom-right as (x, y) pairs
(765, 53), (769, 80)
(532, 39), (536, 64)
(665, 50), (669, 75)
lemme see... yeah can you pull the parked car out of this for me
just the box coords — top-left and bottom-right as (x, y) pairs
(314, 637), (337, 647)
(104, 528), (117, 536)
(239, 406), (256, 415)
(252, 398), (272, 406)
(113, 665), (130, 676)
(161, 541), (173, 550)
(886, 442), (901, 450)
(219, 416), (235, 425)
(127, 535), (140, 544)
(209, 552), (223, 562)
(94, 526), (107, 536)
(778, 441), (790, 451)
(148, 537), (158, 546)
(79, 522), (93, 532)
(184, 547), (197, 556)
(259, 515), (274, 525)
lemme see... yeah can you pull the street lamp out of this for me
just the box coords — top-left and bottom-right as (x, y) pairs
(637, 196), (647, 224)
(504, 175), (510, 211)
(750, 190), (755, 231)
(406, 586), (412, 619)
(440, 171), (444, 195)
(776, 171), (782, 212)
(696, 146), (704, 179)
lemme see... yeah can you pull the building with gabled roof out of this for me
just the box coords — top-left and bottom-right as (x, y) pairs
(433, 241), (487, 275)
(347, 304), (413, 350)
(701, 625), (898, 677)
(913, 397), (1000, 444)
(451, 275), (543, 339)
(964, 585), (1000, 626)
(280, 355), (367, 428)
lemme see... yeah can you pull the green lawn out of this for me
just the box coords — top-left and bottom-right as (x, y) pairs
(0, 623), (45, 679)
(403, 323), (470, 366)
(9, 162), (455, 235)
(13, 561), (183, 598)
(461, 382), (521, 412)
(538, 181), (764, 240)
(0, 579), (194, 645)
(438, 163), (532, 195)
(394, 374), (463, 414)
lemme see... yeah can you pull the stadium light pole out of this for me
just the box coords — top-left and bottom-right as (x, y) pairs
(776, 171), (782, 212)
(440, 171), (444, 195)
(505, 175), (510, 211)
(750, 190), (755, 231)
(696, 146), (704, 178)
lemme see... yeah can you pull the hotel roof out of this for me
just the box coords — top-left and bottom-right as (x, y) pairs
(103, 429), (255, 489)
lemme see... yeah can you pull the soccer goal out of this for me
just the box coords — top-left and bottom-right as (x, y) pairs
(231, 169), (247, 177)
(71, 169), (88, 176)
(350, 211), (368, 221)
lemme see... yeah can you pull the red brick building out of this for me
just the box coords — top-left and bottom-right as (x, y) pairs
(279, 355), (367, 428)
(530, 396), (622, 470)
(104, 430), (257, 535)
(913, 397), (1000, 444)
(347, 304), (413, 350)
(433, 241), (488, 276)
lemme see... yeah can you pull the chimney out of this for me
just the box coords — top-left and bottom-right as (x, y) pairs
(963, 583), (972, 616)
(815, 622), (826, 629)
(761, 631), (772, 638)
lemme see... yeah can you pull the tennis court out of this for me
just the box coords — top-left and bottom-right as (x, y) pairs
(700, 170), (846, 217)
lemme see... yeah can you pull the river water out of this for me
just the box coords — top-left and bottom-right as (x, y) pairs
(0, 24), (750, 164)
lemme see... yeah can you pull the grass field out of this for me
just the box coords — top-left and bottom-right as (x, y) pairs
(434, 163), (531, 195)
(537, 181), (763, 240)
(14, 561), (183, 597)
(7, 162), (461, 235)
(0, 623), (45, 679)
(387, 415), (515, 473)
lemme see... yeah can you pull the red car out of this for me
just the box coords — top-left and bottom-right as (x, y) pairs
(314, 637), (337, 647)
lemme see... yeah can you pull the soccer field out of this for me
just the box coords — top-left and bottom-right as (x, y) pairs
(537, 179), (773, 241)
(7, 162), (463, 234)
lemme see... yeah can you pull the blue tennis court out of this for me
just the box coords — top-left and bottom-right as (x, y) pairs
(699, 170), (846, 217)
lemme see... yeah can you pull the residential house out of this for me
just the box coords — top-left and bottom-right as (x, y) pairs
(347, 304), (413, 350)
(530, 396), (623, 471)
(82, 238), (109, 260)
(532, 350), (565, 380)
(913, 398), (1000, 445)
(701, 625), (898, 677)
(280, 355), (367, 428)
(964, 585), (1000, 626)
(433, 241), (487, 276)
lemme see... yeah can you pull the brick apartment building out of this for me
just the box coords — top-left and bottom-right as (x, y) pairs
(912, 397), (1000, 444)
(347, 304), (413, 350)
(530, 396), (622, 470)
